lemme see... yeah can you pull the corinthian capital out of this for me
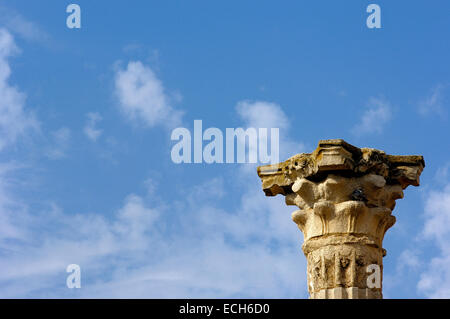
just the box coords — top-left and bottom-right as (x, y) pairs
(257, 139), (424, 299)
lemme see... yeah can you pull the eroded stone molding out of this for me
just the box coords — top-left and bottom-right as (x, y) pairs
(257, 139), (424, 299)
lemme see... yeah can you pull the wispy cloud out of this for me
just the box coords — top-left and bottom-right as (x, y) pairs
(0, 172), (306, 298)
(0, 29), (304, 298)
(0, 28), (39, 151)
(351, 97), (392, 136)
(416, 183), (450, 298)
(83, 112), (103, 142)
(0, 95), (307, 297)
(418, 84), (448, 117)
(435, 162), (450, 184)
(0, 5), (50, 44)
(114, 61), (183, 129)
(236, 100), (305, 164)
(236, 100), (290, 130)
(0, 162), (30, 243)
(45, 127), (71, 160)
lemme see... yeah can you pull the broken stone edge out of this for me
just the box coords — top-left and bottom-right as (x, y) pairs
(257, 139), (425, 197)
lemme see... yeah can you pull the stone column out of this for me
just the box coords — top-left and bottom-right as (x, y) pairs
(257, 139), (424, 299)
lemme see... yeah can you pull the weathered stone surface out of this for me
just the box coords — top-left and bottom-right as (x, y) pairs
(257, 139), (424, 299)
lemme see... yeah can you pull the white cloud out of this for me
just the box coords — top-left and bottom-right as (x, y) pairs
(435, 162), (450, 184)
(396, 249), (422, 273)
(416, 184), (450, 298)
(0, 5), (50, 44)
(235, 100), (305, 164)
(0, 28), (38, 150)
(114, 61), (183, 128)
(0, 162), (30, 243)
(351, 97), (392, 135)
(45, 127), (71, 160)
(418, 84), (448, 117)
(0, 38), (307, 298)
(421, 185), (450, 248)
(0, 100), (308, 298)
(236, 100), (289, 130)
(83, 112), (103, 142)
(0, 172), (307, 298)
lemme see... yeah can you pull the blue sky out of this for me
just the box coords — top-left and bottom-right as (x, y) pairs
(0, 0), (449, 298)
